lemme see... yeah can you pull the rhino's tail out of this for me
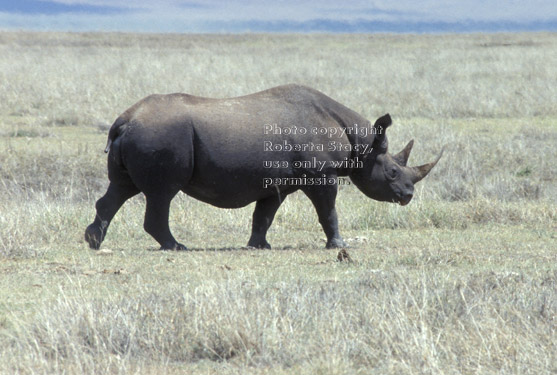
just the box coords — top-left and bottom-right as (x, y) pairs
(104, 116), (128, 153)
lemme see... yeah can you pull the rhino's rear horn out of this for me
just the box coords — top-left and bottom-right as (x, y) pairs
(411, 147), (445, 183)
(393, 139), (414, 166)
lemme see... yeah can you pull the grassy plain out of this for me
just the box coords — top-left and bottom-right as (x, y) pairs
(0, 32), (556, 374)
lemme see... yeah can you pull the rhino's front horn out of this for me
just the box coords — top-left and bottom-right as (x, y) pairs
(393, 139), (414, 166)
(411, 147), (445, 183)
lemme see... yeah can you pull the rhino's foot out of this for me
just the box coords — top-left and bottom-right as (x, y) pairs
(84, 224), (103, 250)
(326, 238), (348, 249)
(160, 242), (188, 251)
(246, 238), (271, 249)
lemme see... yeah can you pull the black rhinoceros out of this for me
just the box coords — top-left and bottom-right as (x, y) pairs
(85, 84), (442, 250)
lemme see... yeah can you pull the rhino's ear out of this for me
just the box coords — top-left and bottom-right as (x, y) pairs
(373, 114), (392, 133)
(393, 139), (414, 166)
(372, 114), (392, 153)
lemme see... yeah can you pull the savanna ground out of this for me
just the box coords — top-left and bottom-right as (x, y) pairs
(0, 31), (556, 374)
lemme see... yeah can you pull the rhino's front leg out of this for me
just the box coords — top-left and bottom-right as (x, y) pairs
(303, 183), (347, 249)
(247, 193), (287, 249)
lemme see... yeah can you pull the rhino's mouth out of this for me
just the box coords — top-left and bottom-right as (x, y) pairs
(398, 194), (413, 206)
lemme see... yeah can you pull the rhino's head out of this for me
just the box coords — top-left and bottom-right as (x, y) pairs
(350, 114), (443, 206)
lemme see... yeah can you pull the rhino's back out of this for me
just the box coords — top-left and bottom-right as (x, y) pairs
(127, 84), (349, 131)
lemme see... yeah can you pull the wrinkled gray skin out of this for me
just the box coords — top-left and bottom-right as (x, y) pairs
(85, 84), (442, 250)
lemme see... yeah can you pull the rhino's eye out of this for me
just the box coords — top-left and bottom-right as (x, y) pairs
(386, 165), (399, 180)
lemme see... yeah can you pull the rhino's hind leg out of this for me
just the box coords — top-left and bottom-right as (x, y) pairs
(143, 191), (186, 250)
(247, 193), (288, 249)
(85, 182), (139, 249)
(303, 184), (348, 249)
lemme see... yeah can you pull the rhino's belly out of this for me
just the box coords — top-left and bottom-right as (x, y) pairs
(182, 154), (322, 208)
(182, 177), (280, 208)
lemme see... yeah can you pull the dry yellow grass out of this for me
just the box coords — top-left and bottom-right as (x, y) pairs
(0, 32), (556, 374)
